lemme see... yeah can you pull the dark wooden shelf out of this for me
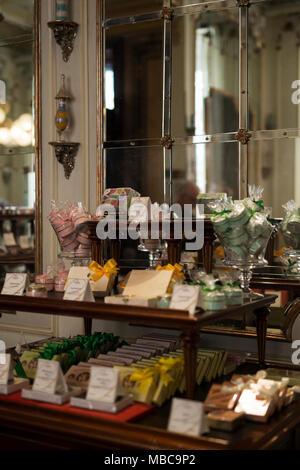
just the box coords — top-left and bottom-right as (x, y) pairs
(0, 214), (34, 221)
(0, 254), (35, 265)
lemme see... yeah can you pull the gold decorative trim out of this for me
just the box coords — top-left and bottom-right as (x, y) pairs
(49, 142), (80, 179)
(236, 0), (250, 6)
(235, 128), (252, 145)
(47, 20), (79, 62)
(34, 0), (42, 274)
(161, 134), (175, 149)
(160, 7), (174, 21)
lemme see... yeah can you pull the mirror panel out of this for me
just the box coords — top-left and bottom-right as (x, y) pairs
(248, 0), (300, 131)
(0, 0), (36, 284)
(104, 21), (163, 141)
(171, 8), (239, 138)
(171, 142), (239, 204)
(105, 147), (165, 202)
(105, 0), (163, 19)
(248, 137), (300, 218)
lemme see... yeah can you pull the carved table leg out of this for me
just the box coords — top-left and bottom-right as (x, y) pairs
(202, 241), (214, 274)
(181, 330), (199, 399)
(166, 239), (182, 265)
(90, 237), (103, 264)
(84, 317), (92, 336)
(254, 306), (270, 367)
(110, 239), (121, 264)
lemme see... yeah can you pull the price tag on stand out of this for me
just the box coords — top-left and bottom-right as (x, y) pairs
(168, 398), (209, 437)
(33, 359), (68, 395)
(63, 278), (95, 302)
(1, 273), (29, 296)
(86, 366), (119, 403)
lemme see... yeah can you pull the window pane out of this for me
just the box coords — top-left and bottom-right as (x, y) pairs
(105, 0), (163, 19)
(248, 0), (300, 131)
(105, 147), (165, 202)
(104, 22), (163, 141)
(172, 8), (239, 138)
(171, 142), (239, 205)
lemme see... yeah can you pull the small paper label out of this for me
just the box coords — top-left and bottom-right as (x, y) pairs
(19, 235), (31, 249)
(168, 398), (209, 437)
(123, 270), (173, 299)
(64, 278), (95, 302)
(86, 366), (119, 403)
(170, 284), (200, 315)
(33, 359), (68, 395)
(1, 273), (29, 296)
(3, 232), (16, 247)
(67, 267), (109, 293)
(0, 354), (13, 385)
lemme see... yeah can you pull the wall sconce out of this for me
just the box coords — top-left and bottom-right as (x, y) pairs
(49, 74), (80, 180)
(48, 1), (78, 62)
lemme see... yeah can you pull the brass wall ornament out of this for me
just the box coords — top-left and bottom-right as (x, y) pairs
(160, 7), (174, 21)
(236, 0), (250, 6)
(161, 134), (175, 149)
(49, 142), (80, 179)
(47, 20), (78, 62)
(235, 128), (252, 145)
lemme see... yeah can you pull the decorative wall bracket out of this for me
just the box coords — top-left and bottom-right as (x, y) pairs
(160, 134), (175, 149)
(160, 7), (174, 21)
(236, 1), (250, 6)
(47, 21), (79, 62)
(235, 128), (252, 144)
(49, 141), (80, 179)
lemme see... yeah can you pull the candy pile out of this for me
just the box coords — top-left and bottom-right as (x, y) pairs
(17, 332), (126, 379)
(64, 332), (243, 406)
(281, 200), (300, 250)
(209, 185), (273, 262)
(189, 273), (243, 310)
(48, 201), (92, 256)
(204, 370), (295, 424)
(96, 187), (140, 217)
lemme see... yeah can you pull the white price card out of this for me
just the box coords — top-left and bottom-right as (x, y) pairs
(168, 398), (209, 437)
(33, 359), (68, 395)
(1, 273), (29, 296)
(19, 235), (31, 250)
(170, 284), (200, 315)
(63, 278), (95, 302)
(0, 354), (14, 385)
(3, 232), (17, 247)
(86, 366), (119, 403)
(66, 267), (109, 293)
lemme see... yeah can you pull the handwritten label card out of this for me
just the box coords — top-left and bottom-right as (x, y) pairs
(168, 398), (209, 437)
(86, 366), (119, 403)
(3, 232), (17, 247)
(19, 235), (31, 250)
(170, 285), (200, 315)
(67, 267), (109, 293)
(1, 273), (29, 296)
(63, 278), (95, 302)
(33, 359), (68, 395)
(0, 354), (14, 385)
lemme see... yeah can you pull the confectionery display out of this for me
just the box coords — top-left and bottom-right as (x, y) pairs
(280, 200), (300, 276)
(48, 201), (92, 256)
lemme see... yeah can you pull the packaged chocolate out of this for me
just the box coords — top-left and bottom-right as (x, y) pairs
(204, 383), (241, 412)
(206, 410), (244, 432)
(119, 346), (152, 359)
(106, 353), (134, 365)
(65, 366), (91, 391)
(234, 379), (279, 423)
(114, 365), (159, 405)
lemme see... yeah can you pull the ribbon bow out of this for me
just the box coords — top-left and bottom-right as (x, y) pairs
(155, 357), (183, 387)
(129, 366), (156, 393)
(88, 259), (119, 282)
(156, 263), (186, 281)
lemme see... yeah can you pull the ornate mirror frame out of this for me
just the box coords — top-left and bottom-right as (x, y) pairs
(34, 0), (42, 273)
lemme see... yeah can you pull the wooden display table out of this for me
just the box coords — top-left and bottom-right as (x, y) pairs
(80, 218), (216, 273)
(0, 387), (298, 449)
(0, 294), (276, 399)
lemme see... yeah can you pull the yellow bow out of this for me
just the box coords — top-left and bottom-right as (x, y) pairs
(88, 259), (119, 282)
(156, 263), (186, 282)
(154, 357), (184, 387)
(129, 366), (156, 393)
(274, 247), (287, 258)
